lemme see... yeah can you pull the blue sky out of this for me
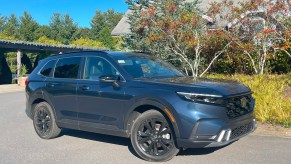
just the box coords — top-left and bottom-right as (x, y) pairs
(0, 0), (128, 27)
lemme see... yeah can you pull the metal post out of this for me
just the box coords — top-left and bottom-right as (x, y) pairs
(17, 50), (22, 78)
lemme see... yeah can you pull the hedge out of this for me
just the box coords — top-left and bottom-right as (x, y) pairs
(208, 74), (291, 128)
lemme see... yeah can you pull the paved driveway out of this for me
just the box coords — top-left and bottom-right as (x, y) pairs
(0, 92), (290, 164)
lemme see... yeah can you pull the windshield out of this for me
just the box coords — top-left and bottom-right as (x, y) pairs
(113, 54), (185, 79)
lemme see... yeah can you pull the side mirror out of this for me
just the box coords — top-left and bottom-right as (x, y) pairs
(99, 75), (118, 83)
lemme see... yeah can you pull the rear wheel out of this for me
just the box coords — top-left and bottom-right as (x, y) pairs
(130, 110), (179, 162)
(33, 102), (61, 139)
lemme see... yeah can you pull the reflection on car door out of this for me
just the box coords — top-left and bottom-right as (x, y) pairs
(77, 56), (126, 131)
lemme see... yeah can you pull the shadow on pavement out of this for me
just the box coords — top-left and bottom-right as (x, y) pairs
(179, 147), (221, 156)
(60, 129), (142, 159)
(178, 141), (235, 156)
(60, 129), (231, 158)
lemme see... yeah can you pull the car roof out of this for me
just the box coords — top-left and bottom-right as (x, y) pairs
(41, 51), (153, 63)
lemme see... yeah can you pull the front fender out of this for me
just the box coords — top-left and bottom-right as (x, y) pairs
(124, 96), (181, 139)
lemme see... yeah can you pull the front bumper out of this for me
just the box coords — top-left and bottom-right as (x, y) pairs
(177, 118), (257, 148)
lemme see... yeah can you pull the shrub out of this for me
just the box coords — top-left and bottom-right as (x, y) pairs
(208, 74), (291, 128)
(0, 52), (12, 84)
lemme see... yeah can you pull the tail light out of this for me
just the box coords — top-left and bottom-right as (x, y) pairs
(25, 79), (29, 86)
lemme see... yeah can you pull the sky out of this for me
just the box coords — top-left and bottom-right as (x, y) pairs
(0, 0), (128, 28)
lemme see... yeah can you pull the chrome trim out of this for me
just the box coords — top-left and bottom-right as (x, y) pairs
(177, 92), (223, 98)
(217, 130), (226, 142)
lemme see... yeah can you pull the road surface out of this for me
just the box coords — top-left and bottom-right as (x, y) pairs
(0, 92), (290, 164)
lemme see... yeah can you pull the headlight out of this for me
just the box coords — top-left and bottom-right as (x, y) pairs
(177, 92), (225, 105)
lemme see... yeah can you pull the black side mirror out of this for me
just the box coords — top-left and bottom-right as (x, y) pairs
(99, 75), (122, 88)
(99, 75), (118, 83)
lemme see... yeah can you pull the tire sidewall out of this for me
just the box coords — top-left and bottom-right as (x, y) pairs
(33, 102), (58, 139)
(130, 110), (179, 162)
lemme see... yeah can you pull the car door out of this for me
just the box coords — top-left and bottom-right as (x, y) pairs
(44, 56), (82, 127)
(77, 56), (126, 131)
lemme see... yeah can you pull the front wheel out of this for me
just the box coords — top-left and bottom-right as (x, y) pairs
(130, 110), (179, 162)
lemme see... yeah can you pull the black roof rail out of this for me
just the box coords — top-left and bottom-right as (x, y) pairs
(50, 50), (108, 56)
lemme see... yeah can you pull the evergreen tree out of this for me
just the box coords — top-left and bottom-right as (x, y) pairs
(3, 14), (19, 38)
(98, 27), (115, 49)
(49, 13), (63, 42)
(35, 25), (52, 39)
(62, 14), (78, 44)
(0, 14), (7, 33)
(19, 11), (39, 41)
(49, 13), (78, 44)
(72, 27), (92, 40)
(90, 10), (105, 40)
(0, 51), (12, 84)
(90, 9), (122, 40)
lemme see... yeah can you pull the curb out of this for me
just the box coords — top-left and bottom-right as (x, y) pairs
(251, 123), (291, 138)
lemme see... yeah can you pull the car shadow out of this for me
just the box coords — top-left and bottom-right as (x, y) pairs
(178, 141), (235, 156)
(60, 129), (231, 158)
(59, 129), (142, 159)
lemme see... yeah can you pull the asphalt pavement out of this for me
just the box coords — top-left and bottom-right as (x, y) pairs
(0, 92), (290, 164)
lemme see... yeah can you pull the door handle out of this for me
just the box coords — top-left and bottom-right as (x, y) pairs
(47, 83), (55, 87)
(80, 85), (90, 91)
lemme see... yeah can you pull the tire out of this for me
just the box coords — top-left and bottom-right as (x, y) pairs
(33, 102), (61, 139)
(130, 110), (180, 162)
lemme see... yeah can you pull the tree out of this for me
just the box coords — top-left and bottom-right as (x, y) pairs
(35, 25), (51, 40)
(49, 13), (78, 44)
(0, 51), (12, 84)
(71, 38), (104, 48)
(36, 36), (62, 45)
(21, 53), (33, 74)
(90, 9), (123, 40)
(90, 10), (105, 39)
(19, 11), (39, 41)
(62, 14), (78, 44)
(3, 14), (19, 39)
(0, 33), (16, 40)
(208, 0), (291, 74)
(0, 14), (7, 33)
(71, 27), (92, 41)
(98, 27), (115, 49)
(126, 0), (231, 77)
(49, 13), (64, 43)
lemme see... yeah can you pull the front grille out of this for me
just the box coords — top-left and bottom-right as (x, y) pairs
(230, 122), (253, 140)
(226, 94), (253, 119)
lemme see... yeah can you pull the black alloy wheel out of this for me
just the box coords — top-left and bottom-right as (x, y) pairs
(131, 110), (179, 162)
(137, 118), (174, 156)
(35, 107), (52, 136)
(33, 102), (61, 139)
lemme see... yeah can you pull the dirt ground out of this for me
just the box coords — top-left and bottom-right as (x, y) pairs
(253, 122), (291, 138)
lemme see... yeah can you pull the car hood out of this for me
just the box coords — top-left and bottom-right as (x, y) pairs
(137, 77), (251, 96)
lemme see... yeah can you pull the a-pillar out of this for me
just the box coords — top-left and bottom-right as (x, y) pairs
(17, 50), (22, 78)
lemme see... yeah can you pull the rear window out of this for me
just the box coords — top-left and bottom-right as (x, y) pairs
(40, 60), (56, 77)
(54, 57), (82, 79)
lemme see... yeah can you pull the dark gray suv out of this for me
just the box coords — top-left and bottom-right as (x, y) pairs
(26, 51), (256, 162)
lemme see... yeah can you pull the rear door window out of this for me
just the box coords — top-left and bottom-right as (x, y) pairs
(40, 60), (56, 77)
(54, 57), (82, 79)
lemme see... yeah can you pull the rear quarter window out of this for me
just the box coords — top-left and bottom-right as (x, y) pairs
(40, 60), (56, 77)
(54, 57), (82, 79)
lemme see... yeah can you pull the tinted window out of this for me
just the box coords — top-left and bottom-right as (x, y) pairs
(40, 60), (56, 77)
(84, 57), (118, 80)
(113, 54), (184, 79)
(54, 57), (82, 79)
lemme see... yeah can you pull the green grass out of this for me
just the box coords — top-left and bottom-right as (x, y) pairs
(208, 74), (291, 128)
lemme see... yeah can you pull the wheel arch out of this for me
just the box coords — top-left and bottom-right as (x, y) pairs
(125, 98), (181, 139)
